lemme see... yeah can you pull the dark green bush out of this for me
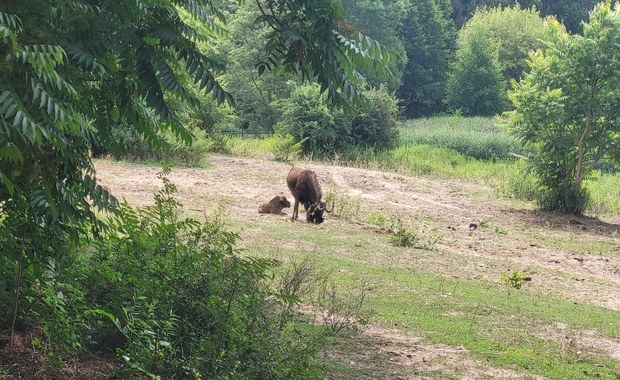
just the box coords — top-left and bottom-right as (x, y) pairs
(274, 83), (352, 157)
(275, 84), (400, 157)
(350, 87), (400, 150)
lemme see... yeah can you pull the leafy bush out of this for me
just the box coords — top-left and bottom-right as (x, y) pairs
(2, 171), (338, 378)
(274, 134), (308, 162)
(501, 270), (530, 289)
(275, 83), (352, 157)
(350, 87), (400, 150)
(389, 219), (441, 250)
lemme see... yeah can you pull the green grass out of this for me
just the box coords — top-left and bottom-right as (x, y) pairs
(231, 216), (620, 380)
(400, 116), (529, 160)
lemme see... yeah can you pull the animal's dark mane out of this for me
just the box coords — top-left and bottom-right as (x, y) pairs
(306, 170), (323, 203)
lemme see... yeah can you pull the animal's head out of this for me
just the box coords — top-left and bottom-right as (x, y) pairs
(279, 196), (291, 208)
(306, 200), (332, 224)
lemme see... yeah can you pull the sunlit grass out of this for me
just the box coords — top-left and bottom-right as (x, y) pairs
(401, 116), (529, 160)
(228, 214), (620, 380)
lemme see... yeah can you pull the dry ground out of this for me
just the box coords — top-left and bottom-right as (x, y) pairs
(92, 156), (620, 379)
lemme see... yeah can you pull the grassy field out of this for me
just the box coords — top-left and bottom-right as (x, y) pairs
(96, 149), (620, 379)
(226, 212), (620, 379)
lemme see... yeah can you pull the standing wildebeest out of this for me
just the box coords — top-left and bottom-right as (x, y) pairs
(286, 166), (332, 224)
(258, 195), (291, 214)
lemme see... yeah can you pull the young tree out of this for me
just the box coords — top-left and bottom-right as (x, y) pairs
(444, 27), (504, 116)
(445, 4), (563, 116)
(398, 0), (456, 117)
(509, 1), (620, 214)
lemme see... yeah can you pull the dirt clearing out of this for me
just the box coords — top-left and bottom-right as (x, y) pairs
(95, 156), (620, 378)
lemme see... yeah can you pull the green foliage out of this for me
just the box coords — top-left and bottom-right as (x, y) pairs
(0, 1), (393, 319)
(255, 0), (397, 110)
(398, 0), (456, 117)
(275, 83), (352, 157)
(389, 219), (419, 248)
(508, 1), (620, 214)
(106, 125), (213, 167)
(445, 4), (565, 116)
(445, 26), (505, 116)
(4, 172), (337, 378)
(449, 0), (595, 32)
(220, 2), (294, 134)
(496, 169), (539, 201)
(366, 212), (387, 226)
(342, 0), (409, 90)
(539, 0), (600, 33)
(389, 218), (440, 250)
(401, 116), (527, 160)
(275, 84), (400, 157)
(324, 190), (361, 222)
(349, 87), (400, 150)
(501, 269), (530, 289)
(274, 134), (307, 162)
(459, 5), (565, 84)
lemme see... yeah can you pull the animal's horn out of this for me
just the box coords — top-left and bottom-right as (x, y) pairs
(318, 202), (325, 211)
(325, 198), (334, 213)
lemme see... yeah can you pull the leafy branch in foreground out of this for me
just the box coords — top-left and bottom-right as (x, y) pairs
(254, 0), (397, 110)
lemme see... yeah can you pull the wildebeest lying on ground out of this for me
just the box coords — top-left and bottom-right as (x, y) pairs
(258, 195), (291, 215)
(286, 166), (332, 224)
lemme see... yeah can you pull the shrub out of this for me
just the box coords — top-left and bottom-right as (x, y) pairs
(275, 83), (352, 157)
(350, 87), (400, 150)
(2, 171), (337, 378)
(274, 134), (308, 162)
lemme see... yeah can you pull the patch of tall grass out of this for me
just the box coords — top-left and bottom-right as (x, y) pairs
(585, 173), (620, 215)
(401, 116), (529, 160)
(227, 135), (279, 159)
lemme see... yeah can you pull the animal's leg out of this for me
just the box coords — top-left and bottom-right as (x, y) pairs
(292, 199), (299, 220)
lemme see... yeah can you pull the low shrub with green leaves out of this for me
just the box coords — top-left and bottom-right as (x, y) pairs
(349, 87), (400, 150)
(0, 171), (338, 379)
(274, 83), (400, 158)
(275, 83), (352, 157)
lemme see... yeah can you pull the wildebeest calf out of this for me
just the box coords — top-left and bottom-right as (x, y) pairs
(258, 195), (291, 215)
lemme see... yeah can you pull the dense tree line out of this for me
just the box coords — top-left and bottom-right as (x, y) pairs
(334, 0), (600, 118)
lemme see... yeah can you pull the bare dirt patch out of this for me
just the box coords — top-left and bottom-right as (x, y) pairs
(326, 325), (541, 380)
(96, 156), (620, 310)
(0, 328), (113, 380)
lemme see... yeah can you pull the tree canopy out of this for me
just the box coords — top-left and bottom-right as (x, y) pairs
(398, 0), (456, 117)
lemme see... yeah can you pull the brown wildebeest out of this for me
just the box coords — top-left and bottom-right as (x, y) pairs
(286, 166), (332, 224)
